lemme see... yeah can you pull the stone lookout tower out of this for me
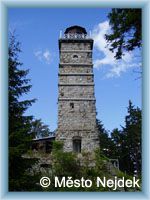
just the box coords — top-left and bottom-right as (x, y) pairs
(56, 25), (99, 153)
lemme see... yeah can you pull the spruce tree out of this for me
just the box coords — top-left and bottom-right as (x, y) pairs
(113, 101), (142, 176)
(9, 33), (36, 190)
(96, 119), (114, 158)
(122, 100), (142, 176)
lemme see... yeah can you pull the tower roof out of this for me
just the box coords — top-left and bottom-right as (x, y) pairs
(64, 25), (87, 34)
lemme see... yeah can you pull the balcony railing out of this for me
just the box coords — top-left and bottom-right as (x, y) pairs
(59, 31), (92, 39)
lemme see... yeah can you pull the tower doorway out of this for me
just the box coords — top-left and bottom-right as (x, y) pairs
(73, 136), (81, 153)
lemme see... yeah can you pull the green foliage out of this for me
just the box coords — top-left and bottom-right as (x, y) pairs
(110, 101), (141, 176)
(36, 142), (140, 192)
(9, 33), (36, 191)
(52, 140), (64, 151)
(111, 128), (122, 159)
(96, 119), (115, 158)
(9, 158), (42, 191)
(121, 100), (141, 176)
(52, 141), (80, 178)
(116, 171), (141, 191)
(97, 100), (141, 177)
(105, 9), (141, 59)
(31, 119), (52, 138)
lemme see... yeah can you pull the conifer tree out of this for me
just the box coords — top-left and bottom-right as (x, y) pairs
(9, 33), (36, 190)
(96, 119), (114, 158)
(105, 9), (142, 59)
(121, 100), (141, 176)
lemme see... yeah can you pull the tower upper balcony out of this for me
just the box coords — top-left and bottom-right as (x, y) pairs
(59, 25), (92, 40)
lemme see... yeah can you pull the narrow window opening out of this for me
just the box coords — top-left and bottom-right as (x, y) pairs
(61, 92), (64, 96)
(87, 52), (92, 58)
(70, 102), (74, 109)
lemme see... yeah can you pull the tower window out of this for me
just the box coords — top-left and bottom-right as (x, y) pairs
(87, 52), (92, 58)
(72, 54), (78, 59)
(87, 76), (91, 81)
(70, 102), (74, 109)
(61, 92), (64, 96)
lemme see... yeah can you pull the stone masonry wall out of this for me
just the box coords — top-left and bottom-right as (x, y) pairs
(59, 75), (94, 84)
(59, 86), (94, 98)
(58, 100), (96, 130)
(59, 66), (93, 74)
(56, 40), (99, 152)
(60, 52), (92, 64)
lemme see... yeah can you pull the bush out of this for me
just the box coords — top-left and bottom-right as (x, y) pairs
(26, 141), (141, 191)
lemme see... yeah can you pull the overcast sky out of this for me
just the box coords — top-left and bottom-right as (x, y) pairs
(8, 8), (142, 133)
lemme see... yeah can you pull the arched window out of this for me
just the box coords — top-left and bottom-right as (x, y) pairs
(72, 54), (78, 59)
(72, 136), (81, 153)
